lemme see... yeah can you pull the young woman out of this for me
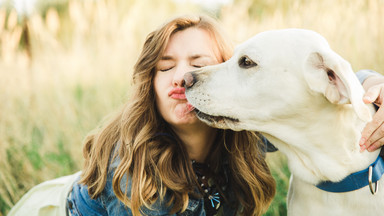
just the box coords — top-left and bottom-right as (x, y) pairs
(9, 14), (384, 216)
(67, 15), (276, 216)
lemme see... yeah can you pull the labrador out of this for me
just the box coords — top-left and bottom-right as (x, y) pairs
(184, 29), (384, 215)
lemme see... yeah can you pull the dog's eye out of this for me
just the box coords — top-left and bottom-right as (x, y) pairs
(238, 56), (257, 69)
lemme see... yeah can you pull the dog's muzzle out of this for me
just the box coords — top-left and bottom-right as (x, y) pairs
(184, 71), (197, 89)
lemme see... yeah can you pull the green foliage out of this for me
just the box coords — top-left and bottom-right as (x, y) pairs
(0, 195), (9, 216)
(44, 136), (76, 177)
(264, 156), (290, 216)
(26, 127), (45, 170)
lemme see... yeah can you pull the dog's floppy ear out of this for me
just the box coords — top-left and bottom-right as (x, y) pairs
(304, 51), (372, 122)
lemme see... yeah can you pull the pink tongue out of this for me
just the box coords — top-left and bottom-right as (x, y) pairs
(186, 103), (195, 112)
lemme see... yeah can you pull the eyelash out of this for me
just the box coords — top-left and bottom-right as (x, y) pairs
(159, 65), (203, 72)
(160, 67), (173, 72)
(238, 56), (257, 69)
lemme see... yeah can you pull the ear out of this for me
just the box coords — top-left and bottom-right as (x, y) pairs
(304, 51), (372, 122)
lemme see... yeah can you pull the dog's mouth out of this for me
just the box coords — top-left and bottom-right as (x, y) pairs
(194, 108), (239, 126)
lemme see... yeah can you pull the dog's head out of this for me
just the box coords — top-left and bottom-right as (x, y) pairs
(185, 29), (372, 131)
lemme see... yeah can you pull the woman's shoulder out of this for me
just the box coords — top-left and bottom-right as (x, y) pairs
(69, 166), (136, 215)
(68, 174), (111, 215)
(261, 136), (278, 153)
(69, 153), (178, 215)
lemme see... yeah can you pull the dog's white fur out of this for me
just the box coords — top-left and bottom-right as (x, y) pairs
(185, 29), (384, 215)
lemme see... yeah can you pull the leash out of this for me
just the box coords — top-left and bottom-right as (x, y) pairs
(316, 154), (384, 194)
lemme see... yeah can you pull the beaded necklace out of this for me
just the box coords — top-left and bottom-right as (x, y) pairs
(153, 133), (230, 215)
(191, 160), (228, 216)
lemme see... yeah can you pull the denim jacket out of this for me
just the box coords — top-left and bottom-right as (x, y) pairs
(66, 153), (239, 216)
(66, 132), (285, 216)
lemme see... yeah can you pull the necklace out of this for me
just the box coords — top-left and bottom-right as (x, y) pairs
(191, 160), (225, 215)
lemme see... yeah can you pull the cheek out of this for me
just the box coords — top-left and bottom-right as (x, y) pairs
(153, 73), (169, 112)
(153, 72), (164, 97)
(154, 71), (171, 89)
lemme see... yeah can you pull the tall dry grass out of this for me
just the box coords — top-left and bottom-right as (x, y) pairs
(221, 0), (384, 71)
(0, 0), (383, 215)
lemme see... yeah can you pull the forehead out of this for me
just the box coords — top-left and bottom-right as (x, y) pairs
(162, 27), (221, 59)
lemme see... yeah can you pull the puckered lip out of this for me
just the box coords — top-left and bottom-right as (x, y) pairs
(194, 108), (239, 124)
(169, 87), (186, 99)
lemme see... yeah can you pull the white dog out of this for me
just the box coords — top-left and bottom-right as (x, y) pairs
(184, 29), (384, 215)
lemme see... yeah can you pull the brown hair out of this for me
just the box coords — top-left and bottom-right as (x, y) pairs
(80, 14), (275, 215)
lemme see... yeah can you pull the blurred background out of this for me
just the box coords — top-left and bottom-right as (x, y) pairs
(0, 0), (383, 215)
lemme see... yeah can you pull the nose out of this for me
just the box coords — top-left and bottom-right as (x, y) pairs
(173, 77), (185, 87)
(172, 65), (189, 87)
(184, 72), (196, 89)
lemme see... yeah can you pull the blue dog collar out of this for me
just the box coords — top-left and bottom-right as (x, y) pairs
(316, 155), (384, 194)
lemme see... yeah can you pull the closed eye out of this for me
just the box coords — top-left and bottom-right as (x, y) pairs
(160, 67), (173, 72)
(238, 56), (257, 69)
(193, 65), (204, 68)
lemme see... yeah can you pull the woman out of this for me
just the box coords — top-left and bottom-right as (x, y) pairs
(9, 14), (384, 216)
(68, 15), (276, 216)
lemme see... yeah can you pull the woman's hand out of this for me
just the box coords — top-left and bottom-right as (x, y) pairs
(360, 75), (384, 152)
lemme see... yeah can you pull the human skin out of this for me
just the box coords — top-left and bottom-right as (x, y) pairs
(153, 27), (222, 162)
(361, 75), (384, 151)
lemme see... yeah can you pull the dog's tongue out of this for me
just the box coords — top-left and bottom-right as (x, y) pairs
(186, 103), (195, 112)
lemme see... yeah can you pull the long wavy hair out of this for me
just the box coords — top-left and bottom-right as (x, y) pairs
(80, 14), (276, 216)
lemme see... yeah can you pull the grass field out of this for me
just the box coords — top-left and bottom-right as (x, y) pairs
(0, 0), (383, 215)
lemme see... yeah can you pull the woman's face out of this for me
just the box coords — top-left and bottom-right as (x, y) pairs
(154, 27), (221, 129)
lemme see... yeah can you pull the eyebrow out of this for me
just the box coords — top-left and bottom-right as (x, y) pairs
(160, 54), (212, 61)
(160, 55), (174, 61)
(191, 54), (212, 59)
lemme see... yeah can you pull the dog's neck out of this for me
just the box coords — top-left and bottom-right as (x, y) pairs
(261, 103), (379, 185)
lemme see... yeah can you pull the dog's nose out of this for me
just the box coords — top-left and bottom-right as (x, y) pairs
(184, 72), (196, 89)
